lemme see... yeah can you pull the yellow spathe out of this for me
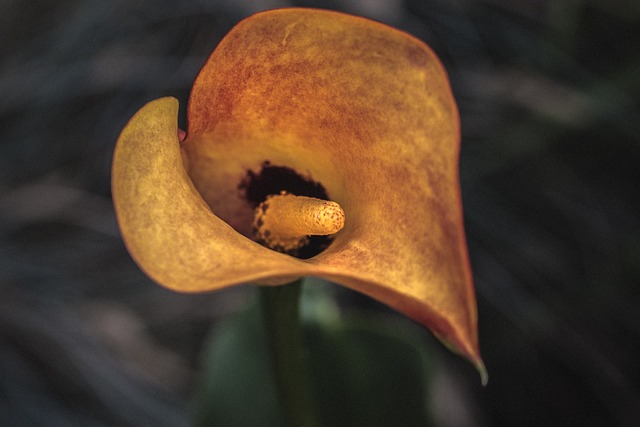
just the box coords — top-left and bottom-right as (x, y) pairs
(112, 8), (483, 374)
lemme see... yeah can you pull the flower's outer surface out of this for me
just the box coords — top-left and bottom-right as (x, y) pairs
(112, 8), (484, 374)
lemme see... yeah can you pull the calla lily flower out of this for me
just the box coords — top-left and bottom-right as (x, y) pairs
(112, 8), (483, 376)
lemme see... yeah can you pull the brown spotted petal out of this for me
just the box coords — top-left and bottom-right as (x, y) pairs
(112, 8), (483, 373)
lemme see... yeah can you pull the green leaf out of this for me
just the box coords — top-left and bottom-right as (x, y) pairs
(305, 317), (434, 426)
(192, 290), (434, 427)
(191, 302), (282, 427)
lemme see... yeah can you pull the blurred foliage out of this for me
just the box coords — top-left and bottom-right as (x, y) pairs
(1, 0), (639, 426)
(193, 287), (433, 427)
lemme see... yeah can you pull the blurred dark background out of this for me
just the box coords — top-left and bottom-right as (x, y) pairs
(1, 0), (639, 426)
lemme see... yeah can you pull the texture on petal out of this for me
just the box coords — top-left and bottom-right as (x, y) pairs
(113, 9), (482, 370)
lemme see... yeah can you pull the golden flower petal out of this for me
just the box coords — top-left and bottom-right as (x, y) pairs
(112, 97), (312, 290)
(112, 9), (483, 372)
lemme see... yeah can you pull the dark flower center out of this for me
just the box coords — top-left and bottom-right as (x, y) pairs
(239, 161), (333, 259)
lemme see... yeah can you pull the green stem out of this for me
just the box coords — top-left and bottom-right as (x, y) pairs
(259, 281), (318, 427)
